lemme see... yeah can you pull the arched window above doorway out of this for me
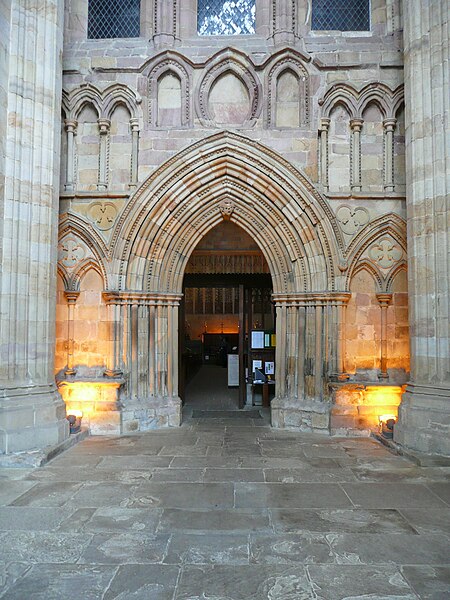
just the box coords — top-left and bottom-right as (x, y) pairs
(198, 0), (256, 35)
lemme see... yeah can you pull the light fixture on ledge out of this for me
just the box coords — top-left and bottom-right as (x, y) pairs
(66, 409), (83, 434)
(378, 414), (397, 439)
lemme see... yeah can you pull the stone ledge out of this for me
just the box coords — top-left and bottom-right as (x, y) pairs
(373, 433), (450, 467)
(0, 427), (89, 468)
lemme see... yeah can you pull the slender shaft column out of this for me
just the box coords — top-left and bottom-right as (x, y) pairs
(395, 0), (450, 455)
(103, 293), (124, 377)
(350, 118), (363, 192)
(271, 0), (296, 45)
(0, 0), (68, 454)
(319, 118), (330, 191)
(130, 118), (139, 188)
(97, 118), (110, 191)
(376, 293), (393, 380)
(314, 303), (323, 399)
(64, 119), (77, 192)
(153, 0), (178, 46)
(383, 118), (396, 192)
(64, 292), (79, 376)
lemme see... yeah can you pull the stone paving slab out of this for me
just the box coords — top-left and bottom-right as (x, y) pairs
(0, 416), (449, 599)
(269, 508), (418, 534)
(157, 508), (272, 534)
(0, 564), (116, 600)
(307, 564), (417, 599)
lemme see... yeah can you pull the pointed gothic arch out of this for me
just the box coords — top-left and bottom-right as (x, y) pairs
(112, 131), (344, 296)
(102, 133), (354, 432)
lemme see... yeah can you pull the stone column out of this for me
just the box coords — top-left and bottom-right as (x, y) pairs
(383, 118), (396, 192)
(271, 0), (297, 45)
(319, 118), (330, 191)
(64, 291), (79, 376)
(153, 0), (178, 46)
(350, 118), (363, 192)
(64, 119), (77, 192)
(271, 293), (347, 432)
(129, 118), (140, 188)
(118, 293), (182, 432)
(103, 293), (124, 378)
(376, 293), (393, 380)
(0, 0), (68, 454)
(395, 0), (450, 456)
(97, 118), (110, 191)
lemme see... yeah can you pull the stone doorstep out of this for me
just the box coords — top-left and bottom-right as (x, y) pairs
(373, 433), (450, 467)
(0, 427), (89, 469)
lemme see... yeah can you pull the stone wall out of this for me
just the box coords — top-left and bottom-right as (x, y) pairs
(56, 0), (411, 436)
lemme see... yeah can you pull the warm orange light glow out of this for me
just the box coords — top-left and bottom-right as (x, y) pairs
(378, 413), (397, 424)
(67, 409), (83, 418)
(59, 381), (100, 419)
(364, 386), (401, 405)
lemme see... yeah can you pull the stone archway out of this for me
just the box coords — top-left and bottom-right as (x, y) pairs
(107, 132), (348, 431)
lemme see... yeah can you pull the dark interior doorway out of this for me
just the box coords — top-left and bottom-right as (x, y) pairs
(179, 273), (274, 410)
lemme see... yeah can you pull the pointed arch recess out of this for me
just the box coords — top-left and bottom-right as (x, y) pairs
(111, 132), (343, 295)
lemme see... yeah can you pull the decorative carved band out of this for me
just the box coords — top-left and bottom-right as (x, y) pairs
(103, 291), (183, 306)
(273, 292), (351, 307)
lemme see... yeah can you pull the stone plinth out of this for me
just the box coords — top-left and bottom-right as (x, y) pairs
(121, 396), (182, 432)
(58, 379), (124, 436)
(271, 397), (330, 433)
(330, 383), (404, 436)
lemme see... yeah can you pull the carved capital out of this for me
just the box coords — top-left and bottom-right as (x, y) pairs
(64, 291), (80, 305)
(320, 117), (331, 131)
(130, 118), (140, 132)
(376, 293), (393, 307)
(64, 119), (78, 133)
(350, 118), (364, 132)
(97, 118), (111, 134)
(383, 118), (397, 131)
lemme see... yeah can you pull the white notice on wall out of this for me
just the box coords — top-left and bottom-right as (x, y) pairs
(265, 361), (274, 375)
(251, 330), (264, 349)
(227, 354), (239, 387)
(252, 360), (263, 374)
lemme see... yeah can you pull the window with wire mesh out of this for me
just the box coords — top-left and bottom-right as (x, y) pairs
(88, 0), (140, 39)
(198, 0), (256, 36)
(312, 0), (370, 31)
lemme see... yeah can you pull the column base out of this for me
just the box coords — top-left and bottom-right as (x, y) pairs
(121, 396), (182, 433)
(0, 384), (69, 454)
(394, 384), (450, 456)
(271, 397), (330, 433)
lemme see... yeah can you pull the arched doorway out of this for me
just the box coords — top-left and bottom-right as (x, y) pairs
(180, 221), (275, 413)
(109, 132), (346, 431)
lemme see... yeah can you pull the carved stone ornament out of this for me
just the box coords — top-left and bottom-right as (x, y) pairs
(58, 237), (86, 269)
(369, 238), (402, 269)
(219, 199), (235, 220)
(336, 205), (370, 236)
(88, 202), (118, 231)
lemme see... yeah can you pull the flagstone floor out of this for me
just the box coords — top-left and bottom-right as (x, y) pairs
(0, 410), (449, 599)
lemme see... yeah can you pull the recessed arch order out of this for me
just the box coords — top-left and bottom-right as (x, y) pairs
(111, 131), (343, 296)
